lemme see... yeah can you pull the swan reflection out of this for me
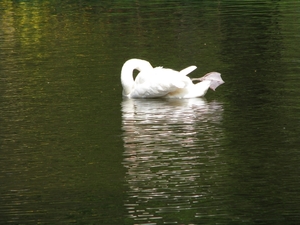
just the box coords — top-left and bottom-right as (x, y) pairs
(121, 98), (224, 224)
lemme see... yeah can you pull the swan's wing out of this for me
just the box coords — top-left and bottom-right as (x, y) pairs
(132, 67), (191, 98)
(192, 72), (224, 91)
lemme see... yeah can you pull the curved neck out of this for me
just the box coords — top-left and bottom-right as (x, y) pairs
(121, 59), (153, 95)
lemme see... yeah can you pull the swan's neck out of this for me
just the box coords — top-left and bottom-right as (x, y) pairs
(121, 59), (153, 96)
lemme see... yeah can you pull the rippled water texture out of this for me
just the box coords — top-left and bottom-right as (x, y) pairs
(122, 99), (225, 224)
(1, 1), (300, 224)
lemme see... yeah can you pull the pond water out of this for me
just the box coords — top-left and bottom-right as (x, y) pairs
(1, 1), (300, 224)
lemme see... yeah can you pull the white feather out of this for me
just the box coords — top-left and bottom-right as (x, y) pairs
(121, 59), (224, 99)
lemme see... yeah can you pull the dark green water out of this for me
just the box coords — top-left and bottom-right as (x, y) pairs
(1, 1), (300, 224)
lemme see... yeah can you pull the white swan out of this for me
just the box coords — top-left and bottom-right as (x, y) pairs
(121, 58), (224, 99)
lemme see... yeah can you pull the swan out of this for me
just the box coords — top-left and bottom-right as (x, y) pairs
(121, 58), (224, 99)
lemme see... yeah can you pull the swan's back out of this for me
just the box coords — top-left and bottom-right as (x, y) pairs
(130, 67), (192, 98)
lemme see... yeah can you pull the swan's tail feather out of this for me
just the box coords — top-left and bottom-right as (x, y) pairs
(192, 72), (224, 91)
(179, 66), (197, 76)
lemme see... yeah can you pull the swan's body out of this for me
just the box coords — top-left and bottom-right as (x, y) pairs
(121, 58), (224, 99)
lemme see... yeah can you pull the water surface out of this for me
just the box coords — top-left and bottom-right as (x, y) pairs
(1, 1), (300, 224)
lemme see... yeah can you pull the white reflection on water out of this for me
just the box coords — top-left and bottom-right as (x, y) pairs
(121, 98), (224, 224)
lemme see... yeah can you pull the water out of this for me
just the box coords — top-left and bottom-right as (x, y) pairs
(122, 98), (225, 224)
(1, 1), (300, 224)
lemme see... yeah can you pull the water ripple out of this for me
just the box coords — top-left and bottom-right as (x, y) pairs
(121, 98), (224, 224)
